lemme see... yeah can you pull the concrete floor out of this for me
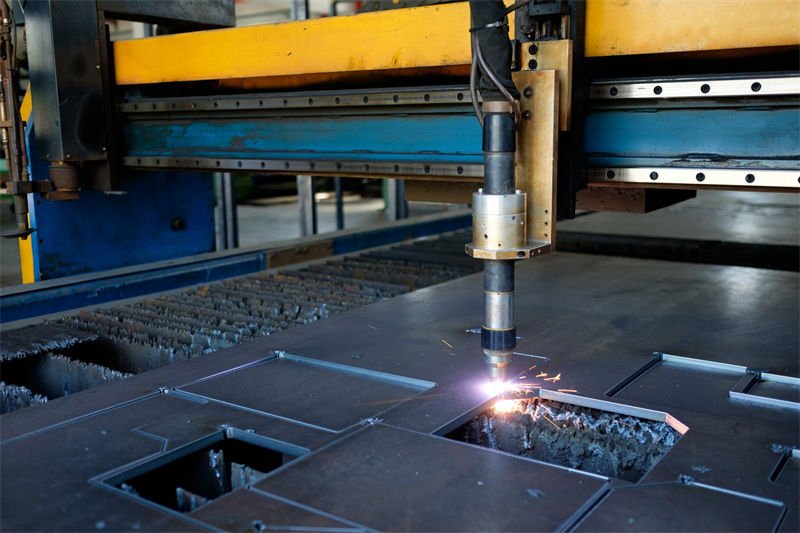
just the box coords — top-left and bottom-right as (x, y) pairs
(237, 196), (450, 247)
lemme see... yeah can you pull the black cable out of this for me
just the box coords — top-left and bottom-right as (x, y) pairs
(474, 37), (521, 122)
(468, 0), (529, 124)
(469, 37), (484, 127)
(503, 0), (533, 17)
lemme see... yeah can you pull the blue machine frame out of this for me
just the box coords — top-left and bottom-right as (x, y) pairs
(24, 119), (216, 281)
(15, 83), (797, 307)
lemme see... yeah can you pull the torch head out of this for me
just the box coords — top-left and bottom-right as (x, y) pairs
(484, 348), (512, 382)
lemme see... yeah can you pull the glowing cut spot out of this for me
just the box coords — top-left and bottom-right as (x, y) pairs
(493, 399), (520, 414)
(481, 380), (516, 396)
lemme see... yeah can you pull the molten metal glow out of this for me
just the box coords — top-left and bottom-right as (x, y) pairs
(481, 368), (575, 415)
(492, 399), (520, 414)
(481, 380), (518, 397)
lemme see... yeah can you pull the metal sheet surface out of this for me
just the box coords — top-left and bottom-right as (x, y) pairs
(133, 399), (332, 453)
(189, 489), (359, 531)
(180, 356), (435, 432)
(576, 482), (786, 531)
(1, 253), (798, 531)
(0, 394), (205, 531)
(256, 424), (609, 532)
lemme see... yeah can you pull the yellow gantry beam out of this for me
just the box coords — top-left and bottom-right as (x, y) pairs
(113, 2), (472, 89)
(585, 0), (800, 57)
(113, 0), (799, 87)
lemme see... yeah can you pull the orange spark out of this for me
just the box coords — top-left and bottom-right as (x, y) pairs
(557, 389), (577, 393)
(542, 414), (560, 430)
(544, 373), (562, 383)
(536, 372), (548, 378)
(441, 339), (453, 349)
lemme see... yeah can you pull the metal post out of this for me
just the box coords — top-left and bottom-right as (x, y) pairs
(386, 179), (398, 221)
(131, 22), (154, 39)
(334, 177), (345, 230)
(291, 0), (309, 21)
(386, 179), (408, 221)
(297, 175), (317, 236)
(292, 0), (313, 236)
(213, 172), (238, 249)
(222, 172), (238, 248)
(213, 173), (225, 250)
(396, 180), (408, 220)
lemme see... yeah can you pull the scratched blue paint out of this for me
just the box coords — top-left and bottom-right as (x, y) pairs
(0, 254), (264, 323)
(33, 173), (215, 280)
(584, 107), (800, 167)
(124, 110), (483, 163)
(25, 121), (216, 281)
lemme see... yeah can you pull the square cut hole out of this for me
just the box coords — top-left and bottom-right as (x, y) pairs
(446, 394), (685, 482)
(105, 429), (304, 513)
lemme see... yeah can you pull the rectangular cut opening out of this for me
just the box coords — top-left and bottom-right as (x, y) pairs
(446, 396), (682, 482)
(108, 431), (302, 513)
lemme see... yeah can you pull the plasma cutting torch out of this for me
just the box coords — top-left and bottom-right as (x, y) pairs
(467, 0), (525, 382)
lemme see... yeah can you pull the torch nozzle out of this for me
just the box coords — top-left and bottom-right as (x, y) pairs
(484, 349), (512, 383)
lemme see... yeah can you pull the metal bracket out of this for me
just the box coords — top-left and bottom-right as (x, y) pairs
(465, 241), (550, 260)
(513, 69), (559, 251)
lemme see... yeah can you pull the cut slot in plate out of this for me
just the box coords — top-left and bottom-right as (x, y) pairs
(609, 352), (800, 413)
(770, 447), (800, 488)
(607, 354), (747, 416)
(731, 372), (800, 411)
(179, 352), (436, 432)
(446, 390), (686, 482)
(103, 428), (306, 514)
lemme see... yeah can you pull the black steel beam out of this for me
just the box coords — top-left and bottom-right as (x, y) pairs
(26, 0), (107, 162)
(98, 0), (234, 28)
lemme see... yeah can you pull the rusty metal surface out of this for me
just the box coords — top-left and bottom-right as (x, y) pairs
(1, 252), (798, 531)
